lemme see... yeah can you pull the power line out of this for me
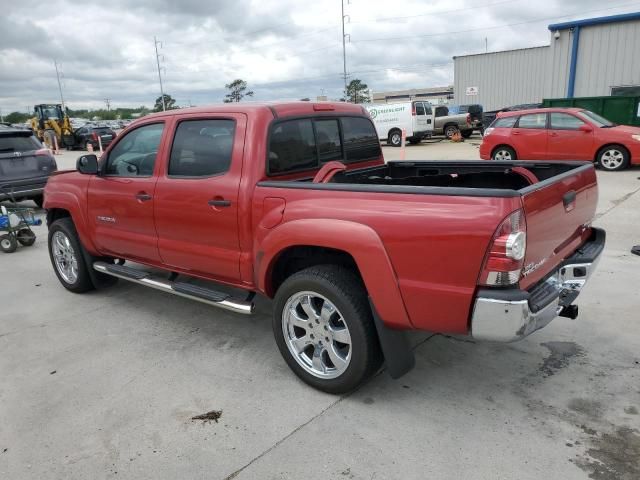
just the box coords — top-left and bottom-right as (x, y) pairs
(341, 0), (350, 96)
(352, 1), (640, 43)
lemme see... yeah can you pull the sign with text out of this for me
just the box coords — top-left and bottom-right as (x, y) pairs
(466, 86), (479, 96)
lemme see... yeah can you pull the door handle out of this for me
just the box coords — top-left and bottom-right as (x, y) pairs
(208, 199), (231, 207)
(550, 132), (559, 137)
(563, 190), (576, 211)
(135, 192), (152, 201)
(512, 131), (520, 135)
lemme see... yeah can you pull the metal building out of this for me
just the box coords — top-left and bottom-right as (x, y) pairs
(453, 12), (640, 111)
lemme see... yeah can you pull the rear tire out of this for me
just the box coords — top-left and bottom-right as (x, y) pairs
(17, 229), (36, 246)
(33, 195), (44, 208)
(0, 234), (18, 253)
(272, 265), (382, 394)
(461, 130), (473, 138)
(48, 217), (95, 293)
(491, 146), (517, 161)
(596, 145), (629, 171)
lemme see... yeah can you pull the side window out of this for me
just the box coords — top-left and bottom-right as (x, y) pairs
(434, 106), (448, 117)
(169, 119), (235, 177)
(517, 113), (547, 129)
(268, 119), (316, 175)
(550, 113), (585, 130)
(423, 103), (433, 115)
(341, 117), (381, 161)
(315, 119), (342, 163)
(105, 123), (164, 177)
(415, 103), (426, 115)
(493, 116), (517, 128)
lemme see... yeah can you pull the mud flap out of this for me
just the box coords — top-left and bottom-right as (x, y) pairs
(78, 241), (117, 289)
(369, 298), (415, 379)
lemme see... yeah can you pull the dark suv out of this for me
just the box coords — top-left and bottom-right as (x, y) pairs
(74, 125), (117, 150)
(0, 126), (57, 207)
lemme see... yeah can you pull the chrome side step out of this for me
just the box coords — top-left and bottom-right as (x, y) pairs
(93, 262), (254, 315)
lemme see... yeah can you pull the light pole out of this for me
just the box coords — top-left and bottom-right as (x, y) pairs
(154, 36), (166, 111)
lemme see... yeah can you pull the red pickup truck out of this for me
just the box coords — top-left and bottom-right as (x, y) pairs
(44, 102), (605, 393)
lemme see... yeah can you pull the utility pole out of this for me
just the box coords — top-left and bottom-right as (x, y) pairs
(104, 99), (111, 111)
(485, 37), (488, 53)
(54, 60), (65, 110)
(154, 36), (166, 111)
(341, 0), (350, 100)
(0, 108), (3, 123)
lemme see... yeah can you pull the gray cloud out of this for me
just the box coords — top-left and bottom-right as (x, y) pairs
(1, 0), (638, 112)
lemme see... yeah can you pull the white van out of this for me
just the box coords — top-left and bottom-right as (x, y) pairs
(364, 101), (434, 147)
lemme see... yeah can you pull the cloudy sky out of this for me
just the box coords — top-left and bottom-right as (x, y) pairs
(1, 0), (639, 112)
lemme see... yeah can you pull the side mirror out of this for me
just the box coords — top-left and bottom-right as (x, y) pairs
(579, 124), (593, 133)
(76, 154), (99, 174)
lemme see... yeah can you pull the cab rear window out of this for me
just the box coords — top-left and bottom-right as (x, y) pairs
(268, 116), (381, 175)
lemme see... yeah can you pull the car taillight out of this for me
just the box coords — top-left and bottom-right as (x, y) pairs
(479, 209), (527, 286)
(92, 132), (98, 140)
(411, 104), (416, 116)
(466, 113), (471, 125)
(483, 127), (494, 136)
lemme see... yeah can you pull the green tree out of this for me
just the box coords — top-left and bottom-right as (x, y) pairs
(345, 79), (370, 104)
(224, 79), (254, 103)
(4, 112), (30, 123)
(154, 94), (177, 112)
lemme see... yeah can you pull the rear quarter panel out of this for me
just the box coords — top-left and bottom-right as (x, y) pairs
(254, 186), (521, 334)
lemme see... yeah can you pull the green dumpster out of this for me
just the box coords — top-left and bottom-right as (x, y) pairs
(542, 95), (640, 127)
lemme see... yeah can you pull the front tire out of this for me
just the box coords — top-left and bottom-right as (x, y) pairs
(0, 234), (18, 253)
(596, 145), (629, 171)
(273, 265), (382, 394)
(388, 130), (402, 147)
(444, 124), (459, 139)
(48, 217), (95, 293)
(492, 146), (517, 161)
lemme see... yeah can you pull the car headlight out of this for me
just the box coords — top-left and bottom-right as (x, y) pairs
(632, 134), (640, 142)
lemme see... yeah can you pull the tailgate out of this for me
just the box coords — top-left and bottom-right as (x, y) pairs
(519, 164), (598, 290)
(0, 152), (43, 182)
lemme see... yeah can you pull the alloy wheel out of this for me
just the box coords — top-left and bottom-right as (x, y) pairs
(282, 291), (352, 379)
(51, 231), (78, 284)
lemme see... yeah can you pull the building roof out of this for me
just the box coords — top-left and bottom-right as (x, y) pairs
(548, 11), (640, 31)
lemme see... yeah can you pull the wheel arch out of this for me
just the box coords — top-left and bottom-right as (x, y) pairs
(45, 190), (99, 254)
(594, 142), (630, 162)
(257, 219), (412, 329)
(491, 143), (518, 159)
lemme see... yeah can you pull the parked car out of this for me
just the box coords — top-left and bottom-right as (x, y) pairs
(364, 101), (434, 146)
(0, 125), (57, 207)
(481, 103), (543, 134)
(480, 107), (640, 171)
(74, 125), (117, 150)
(44, 101), (604, 393)
(457, 104), (483, 133)
(432, 105), (474, 138)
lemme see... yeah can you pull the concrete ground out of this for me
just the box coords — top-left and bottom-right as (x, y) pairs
(1, 139), (639, 480)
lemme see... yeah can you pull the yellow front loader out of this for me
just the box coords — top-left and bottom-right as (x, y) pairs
(29, 104), (75, 149)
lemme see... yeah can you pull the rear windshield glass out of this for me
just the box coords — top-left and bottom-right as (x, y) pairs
(93, 128), (113, 133)
(268, 116), (381, 175)
(0, 134), (41, 152)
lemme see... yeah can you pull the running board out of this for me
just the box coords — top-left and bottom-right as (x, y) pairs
(93, 262), (254, 315)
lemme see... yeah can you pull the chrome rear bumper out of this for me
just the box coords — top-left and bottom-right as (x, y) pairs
(471, 228), (605, 342)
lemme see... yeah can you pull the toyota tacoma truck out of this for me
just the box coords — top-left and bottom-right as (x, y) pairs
(44, 102), (605, 393)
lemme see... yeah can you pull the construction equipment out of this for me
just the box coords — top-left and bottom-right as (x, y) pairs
(29, 104), (75, 149)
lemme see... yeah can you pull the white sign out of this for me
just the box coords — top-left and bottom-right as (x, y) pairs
(466, 86), (479, 96)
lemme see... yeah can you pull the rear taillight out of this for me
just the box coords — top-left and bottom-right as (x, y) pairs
(411, 104), (416, 116)
(92, 132), (98, 140)
(466, 113), (471, 126)
(479, 209), (527, 286)
(483, 127), (494, 136)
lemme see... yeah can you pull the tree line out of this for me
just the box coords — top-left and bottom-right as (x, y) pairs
(2, 78), (371, 124)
